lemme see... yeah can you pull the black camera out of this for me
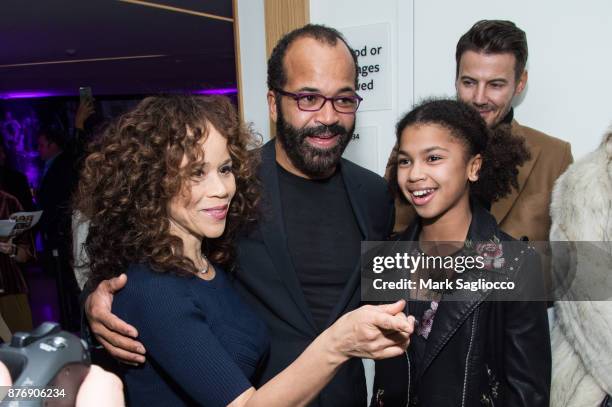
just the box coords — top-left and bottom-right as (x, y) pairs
(0, 322), (90, 406)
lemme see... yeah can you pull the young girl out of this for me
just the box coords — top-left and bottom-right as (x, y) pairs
(371, 99), (551, 406)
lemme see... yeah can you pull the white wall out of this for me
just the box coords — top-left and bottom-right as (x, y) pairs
(235, 0), (270, 141)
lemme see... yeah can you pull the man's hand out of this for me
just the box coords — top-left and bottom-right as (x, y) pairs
(85, 274), (146, 364)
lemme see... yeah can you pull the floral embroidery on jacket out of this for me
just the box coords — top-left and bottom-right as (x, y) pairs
(417, 301), (438, 339)
(474, 236), (505, 270)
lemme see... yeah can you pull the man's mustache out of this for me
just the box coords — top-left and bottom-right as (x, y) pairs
(299, 124), (349, 139)
(472, 103), (495, 111)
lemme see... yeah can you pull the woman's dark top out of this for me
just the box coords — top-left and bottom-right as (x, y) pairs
(113, 263), (270, 406)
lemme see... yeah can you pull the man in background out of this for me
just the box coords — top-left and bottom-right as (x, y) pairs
(37, 124), (80, 331)
(389, 19), (573, 243)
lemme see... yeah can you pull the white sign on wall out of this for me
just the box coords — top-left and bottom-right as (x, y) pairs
(343, 126), (378, 172)
(341, 23), (391, 111)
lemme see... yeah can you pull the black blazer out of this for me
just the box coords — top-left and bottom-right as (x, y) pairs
(371, 202), (551, 407)
(232, 140), (394, 406)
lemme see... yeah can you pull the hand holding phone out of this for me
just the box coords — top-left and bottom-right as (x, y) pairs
(76, 87), (95, 130)
(79, 86), (93, 103)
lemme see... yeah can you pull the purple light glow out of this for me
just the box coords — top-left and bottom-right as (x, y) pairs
(41, 305), (56, 322)
(193, 88), (237, 95)
(0, 91), (68, 99)
(0, 88), (238, 99)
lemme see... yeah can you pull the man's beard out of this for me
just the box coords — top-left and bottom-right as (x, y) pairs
(275, 106), (355, 178)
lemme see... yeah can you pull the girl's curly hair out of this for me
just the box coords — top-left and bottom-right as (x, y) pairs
(388, 98), (530, 206)
(75, 95), (261, 286)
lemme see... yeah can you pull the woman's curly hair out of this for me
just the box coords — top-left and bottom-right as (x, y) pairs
(388, 98), (530, 206)
(75, 95), (261, 285)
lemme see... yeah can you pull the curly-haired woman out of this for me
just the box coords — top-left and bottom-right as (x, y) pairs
(372, 99), (551, 406)
(75, 95), (414, 406)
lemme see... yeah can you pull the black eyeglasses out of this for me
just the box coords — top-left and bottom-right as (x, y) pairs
(274, 88), (363, 114)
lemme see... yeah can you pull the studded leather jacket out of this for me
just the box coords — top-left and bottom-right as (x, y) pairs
(370, 203), (551, 407)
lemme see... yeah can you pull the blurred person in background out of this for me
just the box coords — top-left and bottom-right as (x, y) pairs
(0, 190), (34, 333)
(0, 139), (33, 211)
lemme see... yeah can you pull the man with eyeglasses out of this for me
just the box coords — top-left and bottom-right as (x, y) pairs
(82, 24), (394, 406)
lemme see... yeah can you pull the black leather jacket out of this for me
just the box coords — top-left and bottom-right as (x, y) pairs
(371, 203), (551, 406)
